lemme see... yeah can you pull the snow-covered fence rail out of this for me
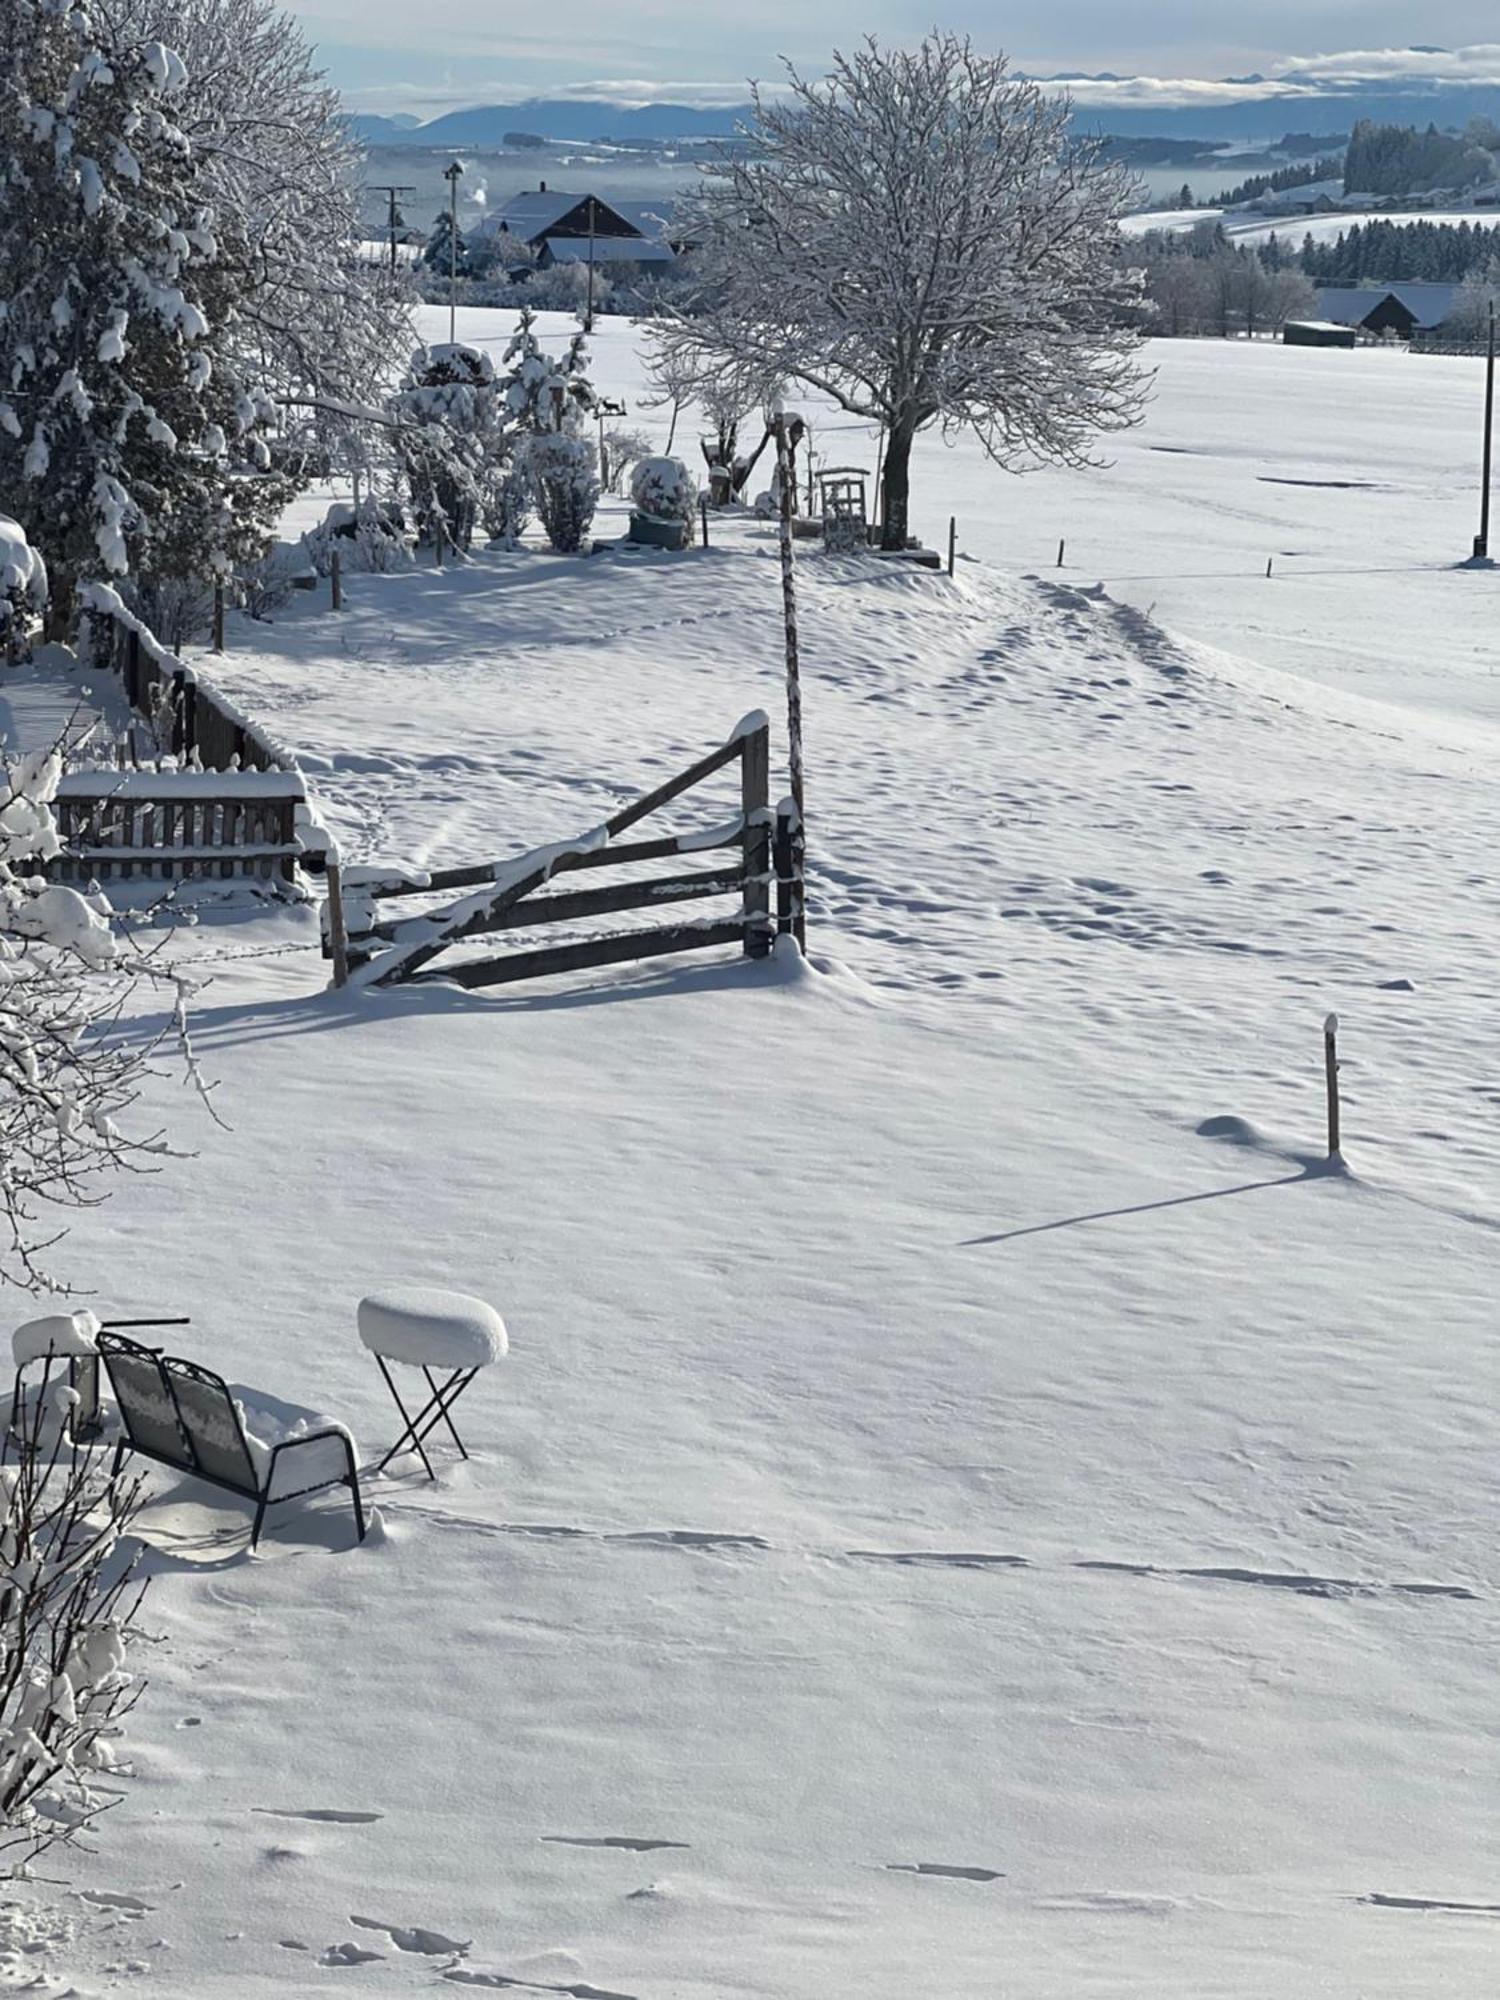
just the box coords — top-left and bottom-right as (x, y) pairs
(80, 585), (298, 774)
(328, 713), (803, 990)
(50, 769), (309, 883)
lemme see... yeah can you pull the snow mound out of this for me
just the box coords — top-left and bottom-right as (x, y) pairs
(13, 1309), (102, 1367)
(357, 1289), (508, 1369)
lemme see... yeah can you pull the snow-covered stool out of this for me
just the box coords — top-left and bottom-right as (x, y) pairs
(357, 1289), (507, 1479)
(10, 1310), (104, 1445)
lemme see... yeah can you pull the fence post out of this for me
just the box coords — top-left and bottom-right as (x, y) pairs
(331, 550), (343, 612)
(699, 496), (710, 550)
(741, 722), (771, 959)
(774, 795), (804, 944)
(1324, 1014), (1341, 1158)
(170, 670), (187, 757)
(125, 628), (141, 708)
(212, 581), (225, 652)
(325, 859), (351, 990)
(947, 516), (957, 577)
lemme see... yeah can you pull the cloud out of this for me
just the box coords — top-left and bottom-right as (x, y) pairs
(1048, 43), (1500, 108)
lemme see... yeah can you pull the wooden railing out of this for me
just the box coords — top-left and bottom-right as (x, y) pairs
(327, 714), (804, 989)
(51, 771), (308, 883)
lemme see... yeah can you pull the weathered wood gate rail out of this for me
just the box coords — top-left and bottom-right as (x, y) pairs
(327, 713), (805, 990)
(51, 771), (307, 884)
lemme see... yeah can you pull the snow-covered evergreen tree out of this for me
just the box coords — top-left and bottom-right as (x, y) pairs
(389, 342), (513, 552)
(422, 209), (472, 279)
(0, 0), (284, 629)
(500, 311), (599, 554)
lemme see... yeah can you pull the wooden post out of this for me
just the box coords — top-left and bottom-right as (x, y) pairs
(1057, 538), (1066, 568)
(1266, 556), (1274, 579)
(331, 550), (343, 611)
(325, 859), (351, 990)
(947, 516), (957, 577)
(741, 722), (771, 958)
(772, 415), (805, 948)
(212, 581), (225, 652)
(699, 496), (710, 549)
(1324, 1013), (1341, 1158)
(170, 670), (187, 757)
(125, 628), (141, 708)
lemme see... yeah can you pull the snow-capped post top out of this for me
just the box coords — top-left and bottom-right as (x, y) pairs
(13, 1309), (102, 1369)
(728, 710), (770, 744)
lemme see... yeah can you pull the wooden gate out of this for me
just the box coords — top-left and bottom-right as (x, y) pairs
(326, 713), (805, 990)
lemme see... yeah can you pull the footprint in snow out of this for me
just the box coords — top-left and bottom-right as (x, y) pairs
(351, 1914), (470, 1955)
(886, 1862), (1004, 1883)
(320, 1941), (386, 1965)
(253, 1807), (384, 1824)
(77, 1890), (154, 1915)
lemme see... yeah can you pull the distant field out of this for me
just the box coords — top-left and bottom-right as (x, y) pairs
(1124, 206), (1494, 247)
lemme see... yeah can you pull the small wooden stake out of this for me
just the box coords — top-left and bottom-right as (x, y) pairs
(212, 581), (225, 652)
(331, 550), (343, 611)
(1266, 556), (1274, 579)
(947, 516), (957, 577)
(1057, 538), (1066, 568)
(699, 496), (710, 549)
(326, 859), (351, 990)
(1324, 1013), (1341, 1158)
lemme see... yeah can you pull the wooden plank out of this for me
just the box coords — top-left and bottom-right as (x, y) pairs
(366, 866), (743, 952)
(603, 736), (745, 841)
(430, 920), (747, 990)
(357, 825), (746, 908)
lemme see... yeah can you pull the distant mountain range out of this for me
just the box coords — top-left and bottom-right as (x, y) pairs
(349, 62), (1500, 151)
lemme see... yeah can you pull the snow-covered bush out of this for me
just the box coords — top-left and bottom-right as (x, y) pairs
(630, 457), (698, 525)
(303, 500), (412, 577)
(501, 313), (600, 553)
(0, 520), (48, 663)
(0, 1416), (147, 1875)
(391, 343), (514, 552)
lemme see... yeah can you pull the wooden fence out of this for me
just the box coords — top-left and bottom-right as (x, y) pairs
(51, 772), (307, 883)
(327, 713), (804, 989)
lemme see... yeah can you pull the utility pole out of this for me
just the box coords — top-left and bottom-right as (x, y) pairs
(443, 160), (463, 345)
(585, 197), (597, 335)
(369, 184), (415, 275)
(1475, 300), (1495, 562)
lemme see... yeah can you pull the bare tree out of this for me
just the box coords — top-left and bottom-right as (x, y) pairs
(662, 33), (1146, 549)
(0, 1395), (147, 1874)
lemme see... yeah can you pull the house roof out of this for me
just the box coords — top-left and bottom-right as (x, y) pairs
(1316, 283), (1461, 330)
(540, 235), (676, 265)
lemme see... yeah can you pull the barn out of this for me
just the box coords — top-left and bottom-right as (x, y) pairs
(471, 187), (677, 269)
(1313, 283), (1460, 341)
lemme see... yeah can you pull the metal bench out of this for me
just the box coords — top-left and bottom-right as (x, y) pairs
(99, 1330), (365, 1549)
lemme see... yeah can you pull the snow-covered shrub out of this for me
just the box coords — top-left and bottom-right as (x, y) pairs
(501, 312), (599, 552)
(302, 500), (412, 577)
(630, 457), (698, 526)
(0, 1415), (147, 1874)
(390, 343), (514, 552)
(525, 435), (599, 555)
(0, 519), (48, 663)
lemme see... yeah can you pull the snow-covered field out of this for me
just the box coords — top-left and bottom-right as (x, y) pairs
(6, 314), (1500, 1995)
(1124, 206), (1495, 249)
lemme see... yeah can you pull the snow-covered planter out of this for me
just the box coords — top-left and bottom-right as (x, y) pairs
(0, 517), (47, 660)
(303, 500), (412, 577)
(628, 457), (697, 550)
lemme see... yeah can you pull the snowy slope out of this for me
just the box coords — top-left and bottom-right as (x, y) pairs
(3, 316), (1498, 1996)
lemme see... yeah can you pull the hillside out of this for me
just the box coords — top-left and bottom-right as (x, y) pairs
(10, 317), (1497, 1997)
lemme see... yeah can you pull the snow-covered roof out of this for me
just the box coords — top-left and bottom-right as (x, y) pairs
(475, 189), (675, 247)
(1315, 283), (1461, 330)
(540, 235), (676, 266)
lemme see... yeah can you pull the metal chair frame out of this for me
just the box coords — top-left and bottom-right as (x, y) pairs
(372, 1357), (481, 1479)
(99, 1329), (365, 1549)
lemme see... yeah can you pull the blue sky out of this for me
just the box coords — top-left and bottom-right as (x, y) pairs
(279, 2), (1500, 116)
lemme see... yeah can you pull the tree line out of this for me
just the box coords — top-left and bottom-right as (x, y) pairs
(1299, 218), (1500, 284)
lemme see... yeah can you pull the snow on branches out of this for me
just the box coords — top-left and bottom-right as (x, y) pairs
(501, 311), (600, 554)
(662, 32), (1148, 548)
(0, 0), (288, 626)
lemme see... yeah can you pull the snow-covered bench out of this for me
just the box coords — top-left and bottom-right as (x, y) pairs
(99, 1330), (366, 1549)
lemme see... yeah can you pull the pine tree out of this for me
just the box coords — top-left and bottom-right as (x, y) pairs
(0, 0), (282, 631)
(499, 310), (599, 554)
(422, 208), (472, 279)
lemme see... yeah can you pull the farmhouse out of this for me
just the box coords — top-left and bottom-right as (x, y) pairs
(472, 186), (677, 269)
(1313, 282), (1460, 339)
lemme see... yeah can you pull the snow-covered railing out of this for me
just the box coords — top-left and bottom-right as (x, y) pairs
(325, 713), (802, 990)
(50, 767), (315, 885)
(80, 584), (299, 774)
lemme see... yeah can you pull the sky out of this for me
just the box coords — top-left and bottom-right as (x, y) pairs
(280, 2), (1500, 117)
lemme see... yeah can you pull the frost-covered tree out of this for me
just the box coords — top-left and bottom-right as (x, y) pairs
(94, 0), (410, 447)
(0, 1408), (147, 1874)
(663, 33), (1146, 549)
(501, 311), (599, 554)
(1, 518), (49, 663)
(0, 0), (283, 629)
